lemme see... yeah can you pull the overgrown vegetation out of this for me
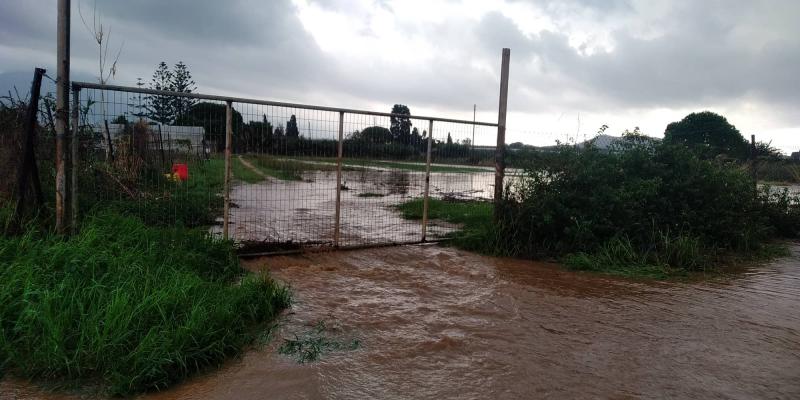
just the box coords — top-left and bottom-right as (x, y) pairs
(0, 213), (290, 395)
(401, 139), (800, 278)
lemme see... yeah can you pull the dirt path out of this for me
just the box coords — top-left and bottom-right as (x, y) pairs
(236, 155), (272, 181)
(5, 244), (799, 399)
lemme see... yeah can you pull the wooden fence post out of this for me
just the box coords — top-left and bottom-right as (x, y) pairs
(55, 0), (70, 233)
(494, 48), (510, 220)
(12, 68), (46, 231)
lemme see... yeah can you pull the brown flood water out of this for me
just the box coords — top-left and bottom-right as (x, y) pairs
(3, 244), (800, 399)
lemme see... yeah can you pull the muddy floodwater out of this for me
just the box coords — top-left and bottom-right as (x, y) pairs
(7, 244), (798, 399)
(213, 168), (499, 246)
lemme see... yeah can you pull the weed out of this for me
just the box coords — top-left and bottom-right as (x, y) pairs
(279, 321), (360, 363)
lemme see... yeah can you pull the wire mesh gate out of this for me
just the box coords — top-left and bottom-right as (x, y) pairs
(71, 81), (500, 251)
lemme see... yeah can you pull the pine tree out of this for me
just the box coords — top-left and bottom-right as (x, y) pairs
(171, 61), (196, 122)
(286, 115), (300, 137)
(146, 62), (174, 124)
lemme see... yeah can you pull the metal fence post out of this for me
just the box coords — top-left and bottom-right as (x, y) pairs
(223, 100), (233, 240)
(70, 86), (80, 233)
(422, 119), (434, 241)
(334, 111), (344, 247)
(494, 48), (510, 220)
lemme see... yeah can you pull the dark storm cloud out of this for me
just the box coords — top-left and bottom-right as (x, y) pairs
(1, 0), (799, 124)
(477, 2), (800, 114)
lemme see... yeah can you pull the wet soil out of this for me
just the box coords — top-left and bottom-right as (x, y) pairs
(3, 244), (799, 399)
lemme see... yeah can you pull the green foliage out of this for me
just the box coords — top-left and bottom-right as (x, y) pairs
(146, 62), (175, 124)
(0, 213), (290, 395)
(278, 321), (359, 363)
(390, 104), (412, 145)
(663, 111), (748, 159)
(285, 115), (300, 138)
(175, 102), (244, 151)
(170, 61), (197, 121)
(90, 159), (225, 228)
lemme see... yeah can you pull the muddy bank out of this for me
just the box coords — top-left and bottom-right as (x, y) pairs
(4, 244), (799, 399)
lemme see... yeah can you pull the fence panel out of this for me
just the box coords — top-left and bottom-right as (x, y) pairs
(71, 82), (499, 252)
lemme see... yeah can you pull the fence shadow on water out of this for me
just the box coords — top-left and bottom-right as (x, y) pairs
(72, 82), (500, 252)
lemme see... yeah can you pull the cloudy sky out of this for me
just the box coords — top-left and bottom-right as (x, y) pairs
(1, 0), (799, 151)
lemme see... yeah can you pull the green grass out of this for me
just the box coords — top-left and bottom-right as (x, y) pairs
(396, 197), (493, 227)
(0, 213), (290, 395)
(99, 159), (225, 228)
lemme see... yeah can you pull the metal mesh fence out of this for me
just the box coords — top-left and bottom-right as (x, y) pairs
(71, 82), (499, 251)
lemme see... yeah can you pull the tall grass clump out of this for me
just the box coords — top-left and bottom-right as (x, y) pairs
(0, 213), (289, 395)
(468, 141), (800, 276)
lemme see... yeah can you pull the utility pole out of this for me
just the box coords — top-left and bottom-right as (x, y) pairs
(55, 0), (71, 233)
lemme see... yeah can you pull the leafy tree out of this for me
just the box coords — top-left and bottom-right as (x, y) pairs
(349, 126), (392, 143)
(175, 102), (243, 151)
(242, 114), (273, 152)
(663, 111), (748, 159)
(390, 104), (412, 145)
(286, 115), (300, 138)
(274, 126), (285, 137)
(171, 61), (196, 122)
(146, 62), (174, 124)
(446, 132), (453, 145)
(111, 115), (129, 125)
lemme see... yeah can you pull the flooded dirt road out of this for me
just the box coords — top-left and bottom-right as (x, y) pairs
(4, 244), (799, 399)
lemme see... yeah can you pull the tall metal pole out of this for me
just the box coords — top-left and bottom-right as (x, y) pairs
(421, 119), (434, 241)
(334, 111), (344, 247)
(494, 48), (510, 220)
(55, 0), (70, 233)
(223, 101), (233, 240)
(70, 86), (80, 233)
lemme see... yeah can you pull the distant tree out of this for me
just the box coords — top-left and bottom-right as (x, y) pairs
(274, 126), (285, 137)
(664, 111), (748, 159)
(146, 62), (174, 124)
(446, 132), (453, 145)
(132, 77), (148, 119)
(349, 126), (392, 143)
(111, 115), (129, 125)
(509, 142), (524, 149)
(286, 115), (300, 137)
(171, 61), (196, 122)
(243, 114), (273, 152)
(176, 102), (243, 151)
(390, 104), (412, 145)
(462, 138), (472, 147)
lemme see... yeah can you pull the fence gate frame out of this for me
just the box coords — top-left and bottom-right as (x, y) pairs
(68, 48), (510, 253)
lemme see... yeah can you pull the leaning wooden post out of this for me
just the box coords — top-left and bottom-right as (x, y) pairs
(334, 111), (344, 247)
(55, 0), (71, 233)
(223, 101), (233, 240)
(70, 85), (80, 233)
(421, 119), (434, 241)
(494, 48), (510, 221)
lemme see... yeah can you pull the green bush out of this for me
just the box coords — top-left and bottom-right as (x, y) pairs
(0, 213), (289, 395)
(485, 142), (797, 274)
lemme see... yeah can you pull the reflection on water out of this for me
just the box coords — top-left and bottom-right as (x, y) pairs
(3, 244), (799, 399)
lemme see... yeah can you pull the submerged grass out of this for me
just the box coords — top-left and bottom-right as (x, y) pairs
(278, 321), (360, 363)
(0, 213), (290, 395)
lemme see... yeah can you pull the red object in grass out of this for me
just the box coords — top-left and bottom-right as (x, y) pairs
(172, 163), (189, 181)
